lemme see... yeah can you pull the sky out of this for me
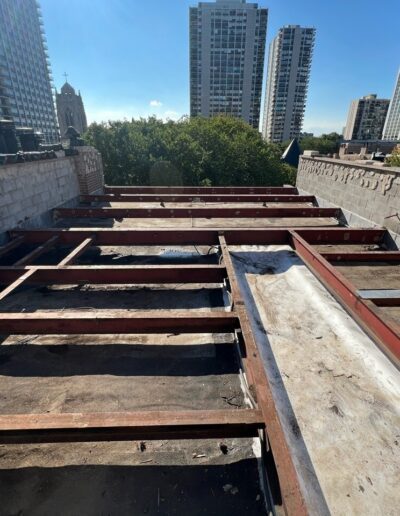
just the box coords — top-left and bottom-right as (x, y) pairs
(41, 0), (400, 135)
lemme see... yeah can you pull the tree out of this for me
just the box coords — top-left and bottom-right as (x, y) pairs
(84, 116), (297, 186)
(299, 132), (342, 155)
(386, 146), (400, 167)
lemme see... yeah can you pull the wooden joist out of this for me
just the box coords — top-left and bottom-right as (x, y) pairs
(58, 237), (95, 267)
(13, 236), (59, 267)
(0, 236), (25, 258)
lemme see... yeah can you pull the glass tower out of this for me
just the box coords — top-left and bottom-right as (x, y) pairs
(0, 0), (59, 143)
(190, 0), (268, 129)
(262, 25), (316, 143)
(382, 70), (400, 141)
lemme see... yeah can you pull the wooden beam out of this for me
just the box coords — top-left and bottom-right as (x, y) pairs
(0, 409), (264, 444)
(0, 268), (37, 302)
(0, 236), (25, 259)
(58, 237), (95, 267)
(13, 236), (59, 267)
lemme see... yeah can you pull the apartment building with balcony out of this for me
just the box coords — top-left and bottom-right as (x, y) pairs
(0, 0), (59, 142)
(190, 0), (268, 129)
(262, 25), (315, 143)
(382, 69), (400, 141)
(343, 94), (390, 141)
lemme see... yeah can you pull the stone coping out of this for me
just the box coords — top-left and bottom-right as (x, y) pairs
(300, 155), (400, 175)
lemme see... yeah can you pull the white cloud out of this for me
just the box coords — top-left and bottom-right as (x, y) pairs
(150, 100), (163, 107)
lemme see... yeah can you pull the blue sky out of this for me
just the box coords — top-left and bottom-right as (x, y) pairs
(41, 0), (399, 135)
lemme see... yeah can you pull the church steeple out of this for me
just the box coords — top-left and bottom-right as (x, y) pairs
(61, 81), (76, 95)
(56, 77), (88, 137)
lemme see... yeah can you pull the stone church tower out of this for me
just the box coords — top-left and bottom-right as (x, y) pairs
(56, 81), (88, 137)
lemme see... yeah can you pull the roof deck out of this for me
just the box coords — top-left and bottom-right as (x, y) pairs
(0, 186), (398, 515)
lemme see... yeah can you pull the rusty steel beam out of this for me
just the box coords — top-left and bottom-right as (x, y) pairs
(0, 409), (264, 444)
(358, 290), (400, 307)
(321, 251), (400, 262)
(373, 299), (400, 307)
(54, 206), (339, 220)
(81, 194), (315, 204)
(369, 299), (400, 307)
(295, 228), (386, 245)
(219, 235), (307, 515)
(104, 186), (298, 195)
(0, 310), (239, 335)
(10, 227), (386, 247)
(10, 228), (290, 246)
(13, 236), (59, 267)
(58, 237), (95, 267)
(291, 230), (400, 364)
(0, 236), (26, 259)
(0, 265), (227, 285)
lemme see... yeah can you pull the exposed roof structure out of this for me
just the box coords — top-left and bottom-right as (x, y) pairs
(0, 186), (398, 514)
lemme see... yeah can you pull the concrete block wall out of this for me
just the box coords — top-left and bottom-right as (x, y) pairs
(0, 146), (104, 240)
(0, 157), (80, 234)
(297, 157), (400, 238)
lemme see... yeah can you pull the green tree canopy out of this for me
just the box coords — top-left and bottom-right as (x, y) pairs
(298, 132), (342, 155)
(386, 146), (400, 167)
(84, 116), (296, 186)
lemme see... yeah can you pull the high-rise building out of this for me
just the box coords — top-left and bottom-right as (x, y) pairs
(262, 25), (316, 143)
(382, 70), (400, 141)
(343, 94), (390, 141)
(190, 0), (268, 129)
(56, 81), (88, 138)
(0, 0), (59, 143)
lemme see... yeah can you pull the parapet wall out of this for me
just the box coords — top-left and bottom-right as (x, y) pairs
(297, 156), (400, 237)
(0, 146), (103, 239)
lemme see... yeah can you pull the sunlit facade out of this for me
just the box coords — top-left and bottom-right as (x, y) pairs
(190, 0), (268, 129)
(0, 0), (59, 142)
(262, 25), (315, 143)
(382, 70), (400, 141)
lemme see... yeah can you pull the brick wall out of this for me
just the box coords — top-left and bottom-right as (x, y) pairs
(0, 146), (104, 239)
(297, 156), (400, 237)
(73, 146), (104, 195)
